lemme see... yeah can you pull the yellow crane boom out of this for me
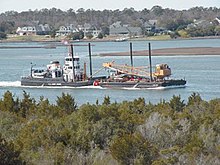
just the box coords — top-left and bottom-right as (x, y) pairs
(103, 62), (171, 79)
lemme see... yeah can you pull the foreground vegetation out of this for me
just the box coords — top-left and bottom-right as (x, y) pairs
(0, 91), (219, 164)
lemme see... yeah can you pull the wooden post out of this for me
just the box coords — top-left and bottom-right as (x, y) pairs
(88, 43), (92, 78)
(83, 62), (87, 81)
(70, 44), (75, 82)
(130, 42), (133, 67)
(148, 43), (153, 82)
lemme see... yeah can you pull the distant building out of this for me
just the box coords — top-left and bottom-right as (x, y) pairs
(56, 23), (101, 38)
(109, 21), (142, 37)
(214, 17), (220, 25)
(144, 21), (157, 33)
(187, 20), (213, 29)
(148, 20), (158, 26)
(16, 24), (51, 36)
(56, 24), (78, 36)
(78, 23), (101, 38)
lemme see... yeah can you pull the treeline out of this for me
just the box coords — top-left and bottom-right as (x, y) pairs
(0, 6), (220, 33)
(0, 91), (220, 164)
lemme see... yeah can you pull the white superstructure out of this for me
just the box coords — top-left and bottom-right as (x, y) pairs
(63, 56), (83, 82)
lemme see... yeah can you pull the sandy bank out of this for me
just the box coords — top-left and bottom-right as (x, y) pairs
(99, 47), (220, 56)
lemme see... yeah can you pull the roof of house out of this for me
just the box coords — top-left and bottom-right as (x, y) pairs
(110, 26), (142, 35)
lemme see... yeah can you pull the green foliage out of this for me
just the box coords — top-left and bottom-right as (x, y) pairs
(186, 26), (216, 37)
(169, 31), (180, 39)
(0, 134), (23, 164)
(165, 19), (191, 31)
(0, 21), (15, 33)
(19, 91), (36, 118)
(72, 31), (84, 40)
(97, 32), (104, 39)
(103, 96), (111, 105)
(85, 33), (93, 39)
(0, 91), (16, 112)
(169, 95), (185, 112)
(110, 133), (158, 165)
(56, 93), (77, 114)
(0, 31), (7, 39)
(187, 92), (202, 106)
(0, 91), (219, 164)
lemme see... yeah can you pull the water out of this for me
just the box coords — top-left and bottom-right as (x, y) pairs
(0, 39), (220, 105)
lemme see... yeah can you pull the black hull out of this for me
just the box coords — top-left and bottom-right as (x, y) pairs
(21, 77), (93, 87)
(99, 79), (186, 89)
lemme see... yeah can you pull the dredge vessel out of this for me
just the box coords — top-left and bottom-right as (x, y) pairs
(21, 42), (186, 89)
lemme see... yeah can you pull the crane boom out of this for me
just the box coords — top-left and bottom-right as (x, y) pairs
(103, 62), (171, 79)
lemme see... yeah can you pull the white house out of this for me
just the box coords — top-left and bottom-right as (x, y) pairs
(16, 24), (51, 36)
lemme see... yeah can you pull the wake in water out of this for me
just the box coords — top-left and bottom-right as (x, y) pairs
(123, 85), (186, 90)
(0, 81), (21, 87)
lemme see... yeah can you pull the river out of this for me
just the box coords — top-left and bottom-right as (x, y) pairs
(0, 39), (220, 105)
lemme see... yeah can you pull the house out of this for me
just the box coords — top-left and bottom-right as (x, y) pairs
(16, 24), (51, 36)
(149, 20), (158, 26)
(213, 17), (220, 25)
(144, 21), (156, 33)
(78, 23), (101, 38)
(187, 20), (212, 29)
(56, 23), (101, 38)
(56, 24), (79, 36)
(109, 21), (142, 37)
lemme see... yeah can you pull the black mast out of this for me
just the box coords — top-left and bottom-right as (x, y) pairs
(88, 43), (92, 78)
(148, 43), (153, 82)
(130, 42), (133, 67)
(70, 44), (75, 82)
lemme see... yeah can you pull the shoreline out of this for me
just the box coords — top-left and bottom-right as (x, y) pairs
(1, 35), (220, 43)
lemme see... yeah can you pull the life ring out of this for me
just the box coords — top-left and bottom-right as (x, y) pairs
(93, 80), (100, 86)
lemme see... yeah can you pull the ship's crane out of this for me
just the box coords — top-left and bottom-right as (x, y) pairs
(102, 61), (171, 79)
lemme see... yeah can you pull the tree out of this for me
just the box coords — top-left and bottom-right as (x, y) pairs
(19, 91), (36, 118)
(49, 29), (57, 38)
(72, 31), (84, 40)
(0, 21), (15, 33)
(151, 6), (164, 16)
(103, 96), (110, 105)
(85, 33), (93, 39)
(0, 32), (7, 39)
(0, 134), (23, 164)
(100, 25), (109, 35)
(187, 92), (202, 106)
(56, 93), (77, 114)
(110, 133), (158, 164)
(97, 32), (104, 39)
(169, 95), (185, 112)
(0, 91), (15, 112)
(214, 26), (220, 36)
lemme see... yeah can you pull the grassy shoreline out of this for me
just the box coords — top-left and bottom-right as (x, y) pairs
(1, 34), (220, 43)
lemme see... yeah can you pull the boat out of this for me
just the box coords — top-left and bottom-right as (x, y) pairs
(115, 37), (128, 42)
(95, 43), (186, 89)
(21, 44), (105, 87)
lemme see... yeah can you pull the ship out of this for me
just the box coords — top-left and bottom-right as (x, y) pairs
(21, 44), (105, 87)
(94, 43), (186, 89)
